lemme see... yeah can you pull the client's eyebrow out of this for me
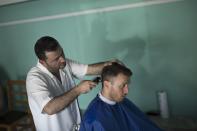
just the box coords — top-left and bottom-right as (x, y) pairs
(119, 80), (130, 88)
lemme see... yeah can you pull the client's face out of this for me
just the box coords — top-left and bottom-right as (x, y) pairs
(109, 73), (130, 102)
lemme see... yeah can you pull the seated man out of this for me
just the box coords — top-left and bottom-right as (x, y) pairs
(80, 63), (162, 131)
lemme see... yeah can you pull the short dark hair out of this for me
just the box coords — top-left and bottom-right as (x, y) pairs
(34, 36), (60, 60)
(101, 63), (132, 83)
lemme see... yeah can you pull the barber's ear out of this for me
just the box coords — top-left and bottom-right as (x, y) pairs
(39, 59), (46, 65)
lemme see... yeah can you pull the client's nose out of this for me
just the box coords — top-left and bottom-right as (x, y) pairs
(123, 85), (128, 95)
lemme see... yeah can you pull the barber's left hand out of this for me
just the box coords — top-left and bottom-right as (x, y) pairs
(105, 59), (124, 66)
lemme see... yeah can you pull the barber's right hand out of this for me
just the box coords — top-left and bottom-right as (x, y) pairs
(77, 80), (97, 94)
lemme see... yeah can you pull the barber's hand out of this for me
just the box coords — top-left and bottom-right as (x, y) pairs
(77, 80), (97, 94)
(105, 59), (124, 66)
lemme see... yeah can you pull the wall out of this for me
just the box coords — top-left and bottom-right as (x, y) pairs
(0, 0), (197, 118)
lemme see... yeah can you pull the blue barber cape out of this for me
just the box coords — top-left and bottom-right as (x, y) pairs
(80, 95), (162, 131)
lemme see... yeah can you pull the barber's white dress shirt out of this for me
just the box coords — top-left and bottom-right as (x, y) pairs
(26, 59), (87, 131)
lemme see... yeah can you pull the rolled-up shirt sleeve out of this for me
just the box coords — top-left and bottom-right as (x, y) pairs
(66, 59), (88, 79)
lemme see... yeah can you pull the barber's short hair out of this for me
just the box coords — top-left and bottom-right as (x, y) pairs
(101, 63), (132, 83)
(34, 36), (60, 60)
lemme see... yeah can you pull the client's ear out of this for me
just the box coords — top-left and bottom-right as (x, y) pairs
(104, 80), (111, 89)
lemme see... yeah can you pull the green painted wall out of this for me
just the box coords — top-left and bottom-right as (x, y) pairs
(0, 0), (197, 118)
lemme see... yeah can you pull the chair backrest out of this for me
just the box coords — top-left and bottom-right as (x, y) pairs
(0, 80), (36, 131)
(7, 80), (28, 112)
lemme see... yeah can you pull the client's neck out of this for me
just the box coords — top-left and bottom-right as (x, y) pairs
(101, 88), (111, 100)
